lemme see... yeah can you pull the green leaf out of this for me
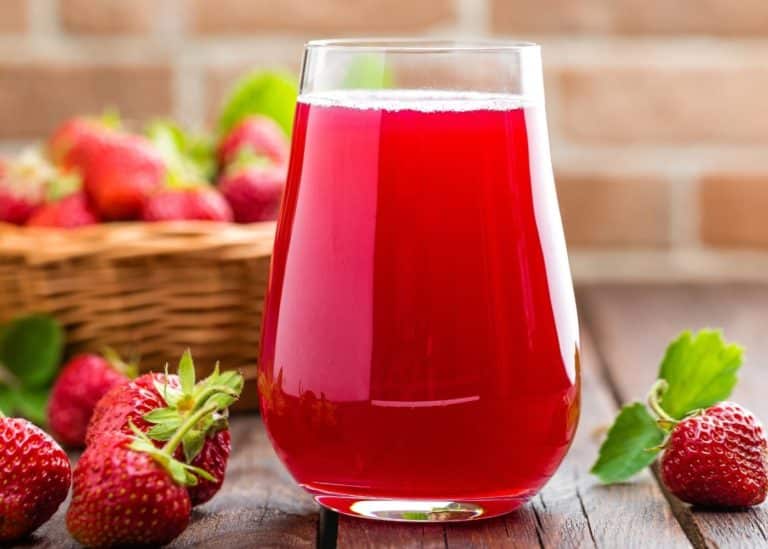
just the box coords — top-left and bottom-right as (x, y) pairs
(591, 403), (666, 484)
(182, 429), (206, 463)
(146, 120), (216, 184)
(0, 314), (63, 389)
(147, 423), (179, 441)
(0, 385), (13, 415)
(658, 330), (743, 419)
(342, 54), (394, 89)
(143, 408), (182, 424)
(217, 70), (298, 137)
(178, 349), (196, 395)
(13, 386), (50, 426)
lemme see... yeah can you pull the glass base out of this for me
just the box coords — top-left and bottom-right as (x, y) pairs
(315, 495), (525, 522)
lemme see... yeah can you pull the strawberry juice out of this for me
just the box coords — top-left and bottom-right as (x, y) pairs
(259, 90), (580, 520)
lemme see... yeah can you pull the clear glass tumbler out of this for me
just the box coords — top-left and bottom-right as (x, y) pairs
(259, 39), (580, 522)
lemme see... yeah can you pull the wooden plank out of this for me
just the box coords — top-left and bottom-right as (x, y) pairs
(17, 416), (318, 549)
(337, 326), (690, 548)
(582, 283), (768, 549)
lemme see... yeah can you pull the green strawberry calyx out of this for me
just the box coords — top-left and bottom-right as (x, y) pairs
(129, 414), (215, 487)
(101, 347), (139, 380)
(142, 350), (243, 463)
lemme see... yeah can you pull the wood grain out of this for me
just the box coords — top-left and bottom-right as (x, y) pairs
(336, 326), (690, 548)
(14, 417), (318, 549)
(581, 283), (768, 548)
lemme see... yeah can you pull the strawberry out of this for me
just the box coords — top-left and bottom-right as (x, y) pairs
(86, 351), (243, 506)
(0, 413), (71, 542)
(67, 362), (241, 547)
(217, 115), (289, 169)
(86, 372), (179, 446)
(26, 192), (99, 228)
(67, 432), (193, 547)
(660, 401), (768, 508)
(218, 163), (286, 223)
(84, 133), (166, 220)
(142, 187), (234, 222)
(47, 351), (137, 448)
(0, 149), (55, 225)
(48, 116), (115, 174)
(186, 428), (231, 505)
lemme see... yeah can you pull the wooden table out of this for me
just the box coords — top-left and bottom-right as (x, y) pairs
(21, 284), (768, 548)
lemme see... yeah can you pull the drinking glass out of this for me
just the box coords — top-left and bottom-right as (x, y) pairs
(259, 39), (580, 522)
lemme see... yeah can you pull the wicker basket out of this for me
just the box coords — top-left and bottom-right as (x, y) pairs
(0, 221), (276, 410)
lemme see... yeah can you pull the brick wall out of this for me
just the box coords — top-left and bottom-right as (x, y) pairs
(1, 0), (766, 281)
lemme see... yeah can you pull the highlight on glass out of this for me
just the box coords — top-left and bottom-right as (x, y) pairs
(258, 39), (580, 522)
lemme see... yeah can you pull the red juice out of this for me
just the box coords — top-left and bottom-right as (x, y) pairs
(259, 90), (580, 519)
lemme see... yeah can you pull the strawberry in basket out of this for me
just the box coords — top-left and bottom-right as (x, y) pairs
(50, 115), (167, 221)
(218, 157), (287, 223)
(217, 115), (289, 169)
(0, 149), (55, 225)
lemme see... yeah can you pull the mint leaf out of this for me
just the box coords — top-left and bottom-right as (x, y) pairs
(0, 314), (63, 389)
(218, 70), (298, 137)
(591, 403), (665, 483)
(658, 330), (743, 419)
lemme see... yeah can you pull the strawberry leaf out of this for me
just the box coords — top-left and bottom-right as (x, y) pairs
(13, 386), (50, 426)
(0, 385), (13, 415)
(0, 314), (62, 389)
(658, 330), (743, 419)
(218, 70), (298, 137)
(591, 403), (666, 484)
(342, 54), (394, 89)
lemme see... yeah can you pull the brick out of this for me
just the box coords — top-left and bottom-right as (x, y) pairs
(0, 63), (172, 139)
(187, 0), (455, 34)
(0, 0), (27, 33)
(60, 0), (154, 34)
(491, 0), (768, 35)
(556, 175), (670, 247)
(699, 175), (768, 247)
(558, 68), (768, 144)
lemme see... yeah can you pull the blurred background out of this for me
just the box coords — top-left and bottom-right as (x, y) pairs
(0, 0), (766, 282)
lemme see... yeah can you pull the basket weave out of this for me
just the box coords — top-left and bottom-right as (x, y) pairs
(0, 221), (276, 410)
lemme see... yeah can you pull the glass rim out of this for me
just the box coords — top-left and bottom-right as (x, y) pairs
(305, 38), (540, 53)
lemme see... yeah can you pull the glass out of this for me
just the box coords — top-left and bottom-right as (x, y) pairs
(259, 39), (580, 522)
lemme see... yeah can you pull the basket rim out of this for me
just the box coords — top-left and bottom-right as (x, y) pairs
(0, 220), (277, 263)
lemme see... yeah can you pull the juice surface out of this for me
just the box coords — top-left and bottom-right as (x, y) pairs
(259, 91), (580, 504)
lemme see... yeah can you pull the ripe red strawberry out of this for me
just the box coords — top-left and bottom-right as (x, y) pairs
(86, 352), (243, 506)
(26, 192), (99, 228)
(661, 402), (768, 508)
(0, 149), (55, 225)
(49, 117), (115, 174)
(218, 163), (286, 223)
(86, 372), (179, 446)
(47, 351), (137, 448)
(84, 134), (166, 220)
(142, 187), (233, 222)
(0, 414), (71, 542)
(187, 429), (231, 505)
(67, 432), (193, 547)
(217, 115), (289, 169)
